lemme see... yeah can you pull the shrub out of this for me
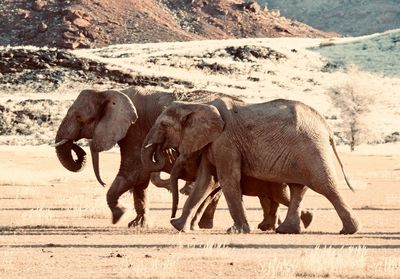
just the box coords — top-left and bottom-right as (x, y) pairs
(328, 66), (376, 151)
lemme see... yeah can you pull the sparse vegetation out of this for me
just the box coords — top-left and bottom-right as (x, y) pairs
(328, 66), (377, 151)
(0, 146), (399, 278)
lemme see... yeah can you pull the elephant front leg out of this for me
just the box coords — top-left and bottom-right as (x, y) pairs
(276, 183), (306, 234)
(128, 182), (150, 228)
(106, 176), (131, 224)
(221, 184), (250, 234)
(216, 153), (250, 234)
(171, 156), (215, 232)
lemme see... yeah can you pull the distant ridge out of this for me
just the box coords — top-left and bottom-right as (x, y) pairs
(260, 0), (400, 36)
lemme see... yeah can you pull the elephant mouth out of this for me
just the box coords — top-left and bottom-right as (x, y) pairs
(141, 142), (167, 172)
(55, 139), (87, 173)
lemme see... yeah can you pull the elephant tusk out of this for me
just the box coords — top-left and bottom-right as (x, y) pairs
(144, 143), (154, 149)
(167, 149), (174, 164)
(53, 139), (69, 148)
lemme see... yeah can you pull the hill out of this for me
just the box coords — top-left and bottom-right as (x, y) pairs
(258, 0), (400, 36)
(1, 35), (399, 146)
(0, 0), (335, 49)
(313, 30), (400, 76)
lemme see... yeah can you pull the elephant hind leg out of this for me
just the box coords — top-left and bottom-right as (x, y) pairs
(270, 184), (313, 230)
(257, 196), (279, 231)
(276, 184), (307, 234)
(309, 178), (359, 234)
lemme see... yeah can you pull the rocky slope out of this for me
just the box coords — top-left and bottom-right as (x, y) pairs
(0, 0), (335, 49)
(1, 35), (399, 146)
(259, 0), (400, 36)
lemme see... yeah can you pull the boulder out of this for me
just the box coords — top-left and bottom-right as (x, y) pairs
(32, 0), (46, 12)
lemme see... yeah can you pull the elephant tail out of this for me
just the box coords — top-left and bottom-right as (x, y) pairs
(329, 136), (355, 192)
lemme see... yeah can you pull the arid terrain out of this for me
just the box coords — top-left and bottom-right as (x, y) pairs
(0, 145), (399, 278)
(1, 2), (399, 276)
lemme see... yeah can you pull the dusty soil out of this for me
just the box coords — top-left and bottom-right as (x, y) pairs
(0, 146), (399, 278)
(0, 0), (336, 49)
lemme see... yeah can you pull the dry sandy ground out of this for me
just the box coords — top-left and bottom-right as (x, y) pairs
(0, 146), (399, 278)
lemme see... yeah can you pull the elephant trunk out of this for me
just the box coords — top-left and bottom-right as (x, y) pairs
(141, 143), (166, 172)
(150, 172), (172, 191)
(55, 121), (86, 172)
(90, 142), (106, 186)
(170, 159), (184, 219)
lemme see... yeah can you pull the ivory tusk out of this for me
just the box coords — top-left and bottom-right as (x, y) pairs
(144, 143), (154, 149)
(53, 139), (69, 148)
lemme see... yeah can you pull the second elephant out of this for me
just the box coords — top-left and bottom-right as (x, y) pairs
(143, 97), (359, 234)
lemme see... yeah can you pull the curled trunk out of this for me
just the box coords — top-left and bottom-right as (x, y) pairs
(55, 139), (86, 172)
(55, 117), (86, 172)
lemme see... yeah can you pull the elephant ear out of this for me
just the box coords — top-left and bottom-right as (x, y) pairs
(178, 103), (224, 155)
(92, 90), (138, 152)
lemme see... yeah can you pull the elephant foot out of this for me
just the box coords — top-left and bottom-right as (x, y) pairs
(179, 182), (193, 196)
(257, 219), (276, 231)
(198, 218), (214, 229)
(300, 210), (314, 229)
(339, 217), (360, 235)
(128, 214), (148, 228)
(276, 221), (301, 234)
(171, 217), (190, 232)
(111, 206), (125, 224)
(226, 223), (250, 234)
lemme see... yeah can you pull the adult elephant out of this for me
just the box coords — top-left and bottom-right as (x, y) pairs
(54, 87), (230, 227)
(142, 97), (360, 234)
(55, 87), (298, 229)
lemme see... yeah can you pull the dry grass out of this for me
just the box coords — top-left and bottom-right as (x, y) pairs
(0, 147), (399, 278)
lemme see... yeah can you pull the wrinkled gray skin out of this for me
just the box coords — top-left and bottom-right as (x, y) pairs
(55, 87), (281, 229)
(143, 98), (360, 234)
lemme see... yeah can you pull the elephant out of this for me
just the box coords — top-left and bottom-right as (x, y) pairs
(54, 87), (293, 230)
(142, 97), (360, 234)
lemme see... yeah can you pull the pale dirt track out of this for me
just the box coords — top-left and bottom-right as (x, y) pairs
(0, 146), (399, 278)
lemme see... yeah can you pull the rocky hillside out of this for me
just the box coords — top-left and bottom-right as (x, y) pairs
(259, 0), (400, 36)
(1, 35), (399, 145)
(0, 0), (335, 49)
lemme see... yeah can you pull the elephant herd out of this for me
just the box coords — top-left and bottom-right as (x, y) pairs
(54, 87), (360, 234)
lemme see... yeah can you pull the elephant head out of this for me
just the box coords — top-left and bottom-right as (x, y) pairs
(142, 101), (224, 217)
(55, 89), (138, 185)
